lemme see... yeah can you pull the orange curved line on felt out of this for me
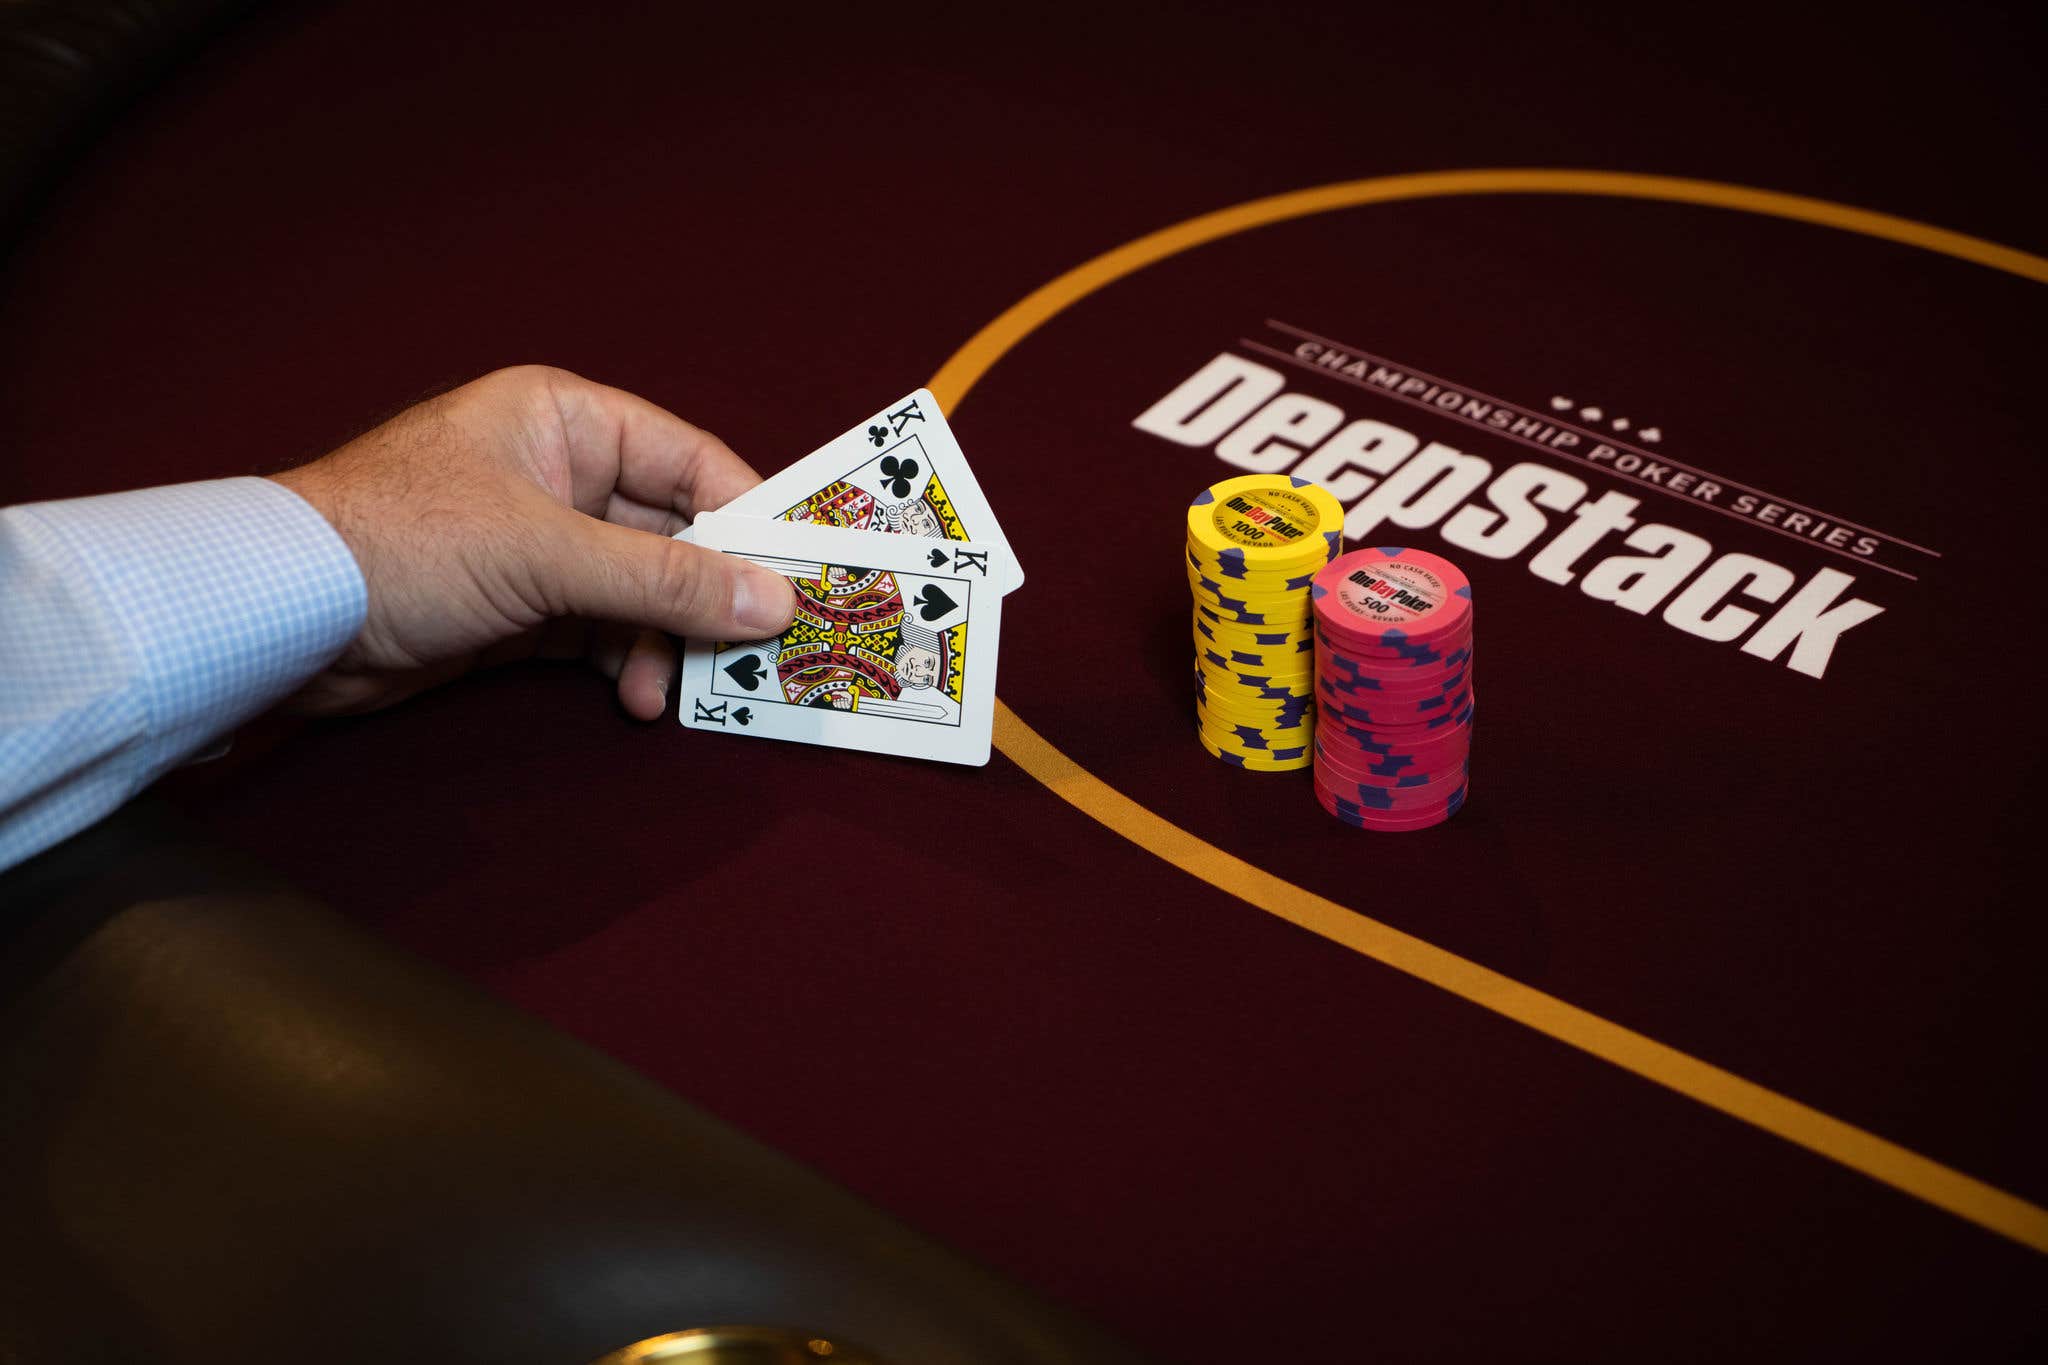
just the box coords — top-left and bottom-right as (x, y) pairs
(932, 169), (2048, 409)
(994, 700), (2048, 1254)
(941, 170), (2048, 1255)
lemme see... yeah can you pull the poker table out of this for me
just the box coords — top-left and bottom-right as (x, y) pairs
(4, 1), (2044, 1359)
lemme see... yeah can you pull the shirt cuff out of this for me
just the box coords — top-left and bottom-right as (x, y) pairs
(21, 476), (368, 774)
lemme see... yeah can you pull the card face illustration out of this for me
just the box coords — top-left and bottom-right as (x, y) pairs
(677, 514), (1005, 766)
(684, 388), (1023, 594)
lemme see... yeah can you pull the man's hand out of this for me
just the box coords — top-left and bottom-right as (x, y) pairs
(269, 366), (798, 719)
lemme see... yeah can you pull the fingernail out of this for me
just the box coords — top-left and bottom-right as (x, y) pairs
(735, 570), (794, 636)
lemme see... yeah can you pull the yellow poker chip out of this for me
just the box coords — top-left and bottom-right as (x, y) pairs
(1188, 574), (1322, 606)
(1193, 607), (1313, 638)
(1194, 655), (1315, 700)
(1192, 631), (1317, 677)
(1196, 698), (1311, 734)
(1193, 620), (1317, 657)
(1196, 720), (1310, 765)
(1195, 698), (1313, 743)
(1186, 567), (1318, 610)
(1186, 571), (1320, 609)
(1198, 712), (1314, 751)
(1184, 538), (1327, 579)
(1193, 597), (1313, 628)
(1193, 667), (1317, 711)
(1184, 545), (1326, 595)
(1185, 548), (1328, 588)
(1186, 475), (1345, 571)
(1197, 714), (1314, 750)
(1195, 582), (1316, 613)
(1195, 724), (1314, 771)
(1190, 604), (1314, 636)
(1190, 609), (1315, 646)
(1193, 639), (1316, 679)
(1197, 692), (1313, 726)
(1195, 608), (1313, 634)
(1195, 668), (1315, 708)
(1194, 639), (1313, 682)
(1185, 477), (1342, 568)
(1188, 588), (1316, 627)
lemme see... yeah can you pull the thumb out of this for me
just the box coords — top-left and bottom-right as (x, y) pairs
(551, 512), (798, 640)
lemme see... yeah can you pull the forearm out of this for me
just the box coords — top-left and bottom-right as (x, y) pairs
(0, 478), (366, 870)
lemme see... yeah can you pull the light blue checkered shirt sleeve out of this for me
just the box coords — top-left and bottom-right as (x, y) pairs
(0, 477), (366, 871)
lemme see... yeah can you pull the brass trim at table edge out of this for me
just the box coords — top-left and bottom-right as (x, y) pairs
(587, 1325), (889, 1365)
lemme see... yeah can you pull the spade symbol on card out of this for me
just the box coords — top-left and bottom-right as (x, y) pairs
(723, 655), (766, 691)
(732, 707), (753, 726)
(914, 584), (958, 621)
(927, 547), (948, 567)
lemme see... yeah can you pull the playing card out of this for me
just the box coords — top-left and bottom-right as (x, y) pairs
(679, 388), (1024, 594)
(677, 513), (1005, 766)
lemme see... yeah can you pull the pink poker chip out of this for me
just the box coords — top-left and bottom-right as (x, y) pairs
(1312, 547), (1474, 651)
(1315, 778), (1468, 831)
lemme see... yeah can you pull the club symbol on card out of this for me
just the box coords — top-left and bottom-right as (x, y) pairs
(723, 655), (766, 691)
(866, 424), (889, 447)
(927, 547), (948, 567)
(914, 584), (958, 621)
(878, 455), (919, 497)
(732, 707), (753, 726)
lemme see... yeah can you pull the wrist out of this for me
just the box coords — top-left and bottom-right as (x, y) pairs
(268, 462), (360, 565)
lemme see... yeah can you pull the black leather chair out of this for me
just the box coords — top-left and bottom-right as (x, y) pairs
(0, 802), (1145, 1364)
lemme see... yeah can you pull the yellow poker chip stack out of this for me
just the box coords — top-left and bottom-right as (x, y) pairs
(1185, 474), (1345, 771)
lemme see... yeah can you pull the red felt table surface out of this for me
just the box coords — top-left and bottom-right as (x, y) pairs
(5, 2), (2044, 1359)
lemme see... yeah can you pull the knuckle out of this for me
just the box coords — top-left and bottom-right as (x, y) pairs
(487, 362), (567, 390)
(476, 364), (584, 420)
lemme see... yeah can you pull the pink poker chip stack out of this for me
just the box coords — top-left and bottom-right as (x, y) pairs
(1309, 546), (1475, 832)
